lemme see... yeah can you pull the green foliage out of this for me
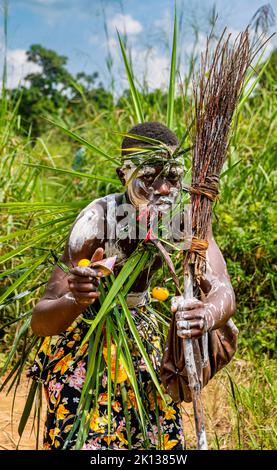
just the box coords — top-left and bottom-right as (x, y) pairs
(0, 21), (276, 448)
(7, 44), (113, 137)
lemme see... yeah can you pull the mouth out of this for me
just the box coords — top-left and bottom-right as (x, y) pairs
(150, 200), (173, 212)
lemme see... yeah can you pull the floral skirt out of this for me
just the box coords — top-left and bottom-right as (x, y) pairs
(28, 307), (184, 450)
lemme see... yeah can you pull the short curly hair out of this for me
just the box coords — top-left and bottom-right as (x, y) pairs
(121, 121), (179, 157)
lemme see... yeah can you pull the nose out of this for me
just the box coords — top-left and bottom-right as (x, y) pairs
(154, 180), (171, 196)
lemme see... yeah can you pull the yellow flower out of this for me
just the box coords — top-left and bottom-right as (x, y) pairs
(66, 341), (75, 348)
(163, 406), (176, 420)
(127, 389), (138, 410)
(76, 342), (88, 357)
(49, 427), (60, 444)
(90, 409), (102, 433)
(38, 337), (51, 355)
(53, 353), (73, 374)
(56, 404), (70, 420)
(116, 431), (128, 447)
(73, 333), (81, 341)
(112, 401), (122, 413)
(103, 343), (128, 383)
(103, 435), (116, 445)
(160, 433), (179, 450)
(43, 442), (51, 450)
(98, 392), (108, 405)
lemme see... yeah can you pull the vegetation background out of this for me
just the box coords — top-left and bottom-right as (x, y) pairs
(0, 0), (276, 450)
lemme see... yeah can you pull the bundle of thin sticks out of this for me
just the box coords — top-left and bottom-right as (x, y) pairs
(187, 26), (273, 277)
(183, 25), (273, 450)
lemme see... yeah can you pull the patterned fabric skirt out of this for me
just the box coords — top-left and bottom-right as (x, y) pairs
(28, 307), (184, 450)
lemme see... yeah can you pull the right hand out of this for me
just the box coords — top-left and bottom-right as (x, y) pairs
(67, 248), (104, 306)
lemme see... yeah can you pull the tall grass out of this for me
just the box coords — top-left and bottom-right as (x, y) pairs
(0, 7), (276, 449)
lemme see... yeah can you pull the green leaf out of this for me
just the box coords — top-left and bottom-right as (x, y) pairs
(117, 31), (144, 123)
(0, 317), (32, 377)
(113, 311), (148, 440)
(18, 380), (38, 437)
(116, 291), (167, 405)
(0, 221), (70, 263)
(81, 251), (144, 345)
(24, 163), (120, 186)
(106, 319), (112, 440)
(167, 2), (177, 129)
(44, 117), (121, 166)
(236, 54), (270, 114)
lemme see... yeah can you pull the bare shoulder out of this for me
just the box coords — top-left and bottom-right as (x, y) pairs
(67, 192), (123, 262)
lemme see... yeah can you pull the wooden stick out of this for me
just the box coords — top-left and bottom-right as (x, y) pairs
(183, 268), (208, 450)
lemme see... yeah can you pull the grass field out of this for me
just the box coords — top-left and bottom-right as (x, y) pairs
(0, 14), (276, 449)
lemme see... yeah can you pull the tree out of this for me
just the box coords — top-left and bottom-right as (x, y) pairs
(9, 45), (113, 137)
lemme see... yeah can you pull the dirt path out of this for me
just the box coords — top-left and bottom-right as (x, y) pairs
(0, 376), (46, 450)
(0, 371), (230, 450)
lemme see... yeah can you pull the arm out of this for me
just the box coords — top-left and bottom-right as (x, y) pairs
(31, 203), (105, 337)
(172, 226), (236, 339)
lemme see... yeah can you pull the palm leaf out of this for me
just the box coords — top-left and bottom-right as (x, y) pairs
(0, 255), (47, 305)
(44, 117), (121, 166)
(25, 163), (120, 186)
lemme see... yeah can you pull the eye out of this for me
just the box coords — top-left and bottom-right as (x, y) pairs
(143, 174), (155, 182)
(168, 173), (180, 182)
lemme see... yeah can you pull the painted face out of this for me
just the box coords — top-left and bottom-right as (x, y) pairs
(124, 162), (183, 211)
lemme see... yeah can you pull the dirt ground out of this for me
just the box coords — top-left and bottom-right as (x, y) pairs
(0, 376), (46, 450)
(0, 372), (230, 450)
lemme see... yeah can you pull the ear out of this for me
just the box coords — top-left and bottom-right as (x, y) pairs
(116, 167), (126, 186)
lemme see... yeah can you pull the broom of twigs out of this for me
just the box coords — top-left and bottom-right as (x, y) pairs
(183, 24), (274, 450)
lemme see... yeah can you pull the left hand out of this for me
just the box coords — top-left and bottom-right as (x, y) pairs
(171, 296), (213, 339)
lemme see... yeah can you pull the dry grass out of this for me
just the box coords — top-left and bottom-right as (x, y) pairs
(1, 354), (275, 450)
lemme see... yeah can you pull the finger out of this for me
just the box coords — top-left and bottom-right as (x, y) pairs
(176, 328), (201, 339)
(175, 310), (205, 321)
(68, 274), (99, 283)
(76, 298), (95, 305)
(177, 319), (205, 331)
(91, 247), (104, 263)
(70, 267), (101, 278)
(171, 297), (204, 312)
(69, 283), (98, 293)
(178, 300), (204, 311)
(75, 291), (100, 299)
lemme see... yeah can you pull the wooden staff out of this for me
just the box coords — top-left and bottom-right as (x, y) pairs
(182, 25), (269, 450)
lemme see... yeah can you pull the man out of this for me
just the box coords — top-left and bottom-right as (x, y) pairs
(30, 121), (235, 450)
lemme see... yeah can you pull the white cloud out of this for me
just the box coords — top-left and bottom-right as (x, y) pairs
(5, 49), (41, 89)
(108, 14), (143, 35)
(88, 34), (101, 45)
(133, 47), (169, 90)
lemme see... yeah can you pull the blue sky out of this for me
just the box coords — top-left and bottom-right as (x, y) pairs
(2, 0), (276, 92)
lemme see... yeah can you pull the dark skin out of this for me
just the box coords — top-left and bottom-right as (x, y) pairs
(31, 163), (235, 337)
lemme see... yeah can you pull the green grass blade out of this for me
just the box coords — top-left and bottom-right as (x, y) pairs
(18, 380), (38, 437)
(106, 319), (112, 441)
(24, 163), (120, 186)
(44, 117), (121, 165)
(0, 255), (47, 305)
(166, 2), (177, 129)
(81, 251), (144, 345)
(236, 56), (270, 114)
(116, 291), (166, 404)
(117, 31), (144, 123)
